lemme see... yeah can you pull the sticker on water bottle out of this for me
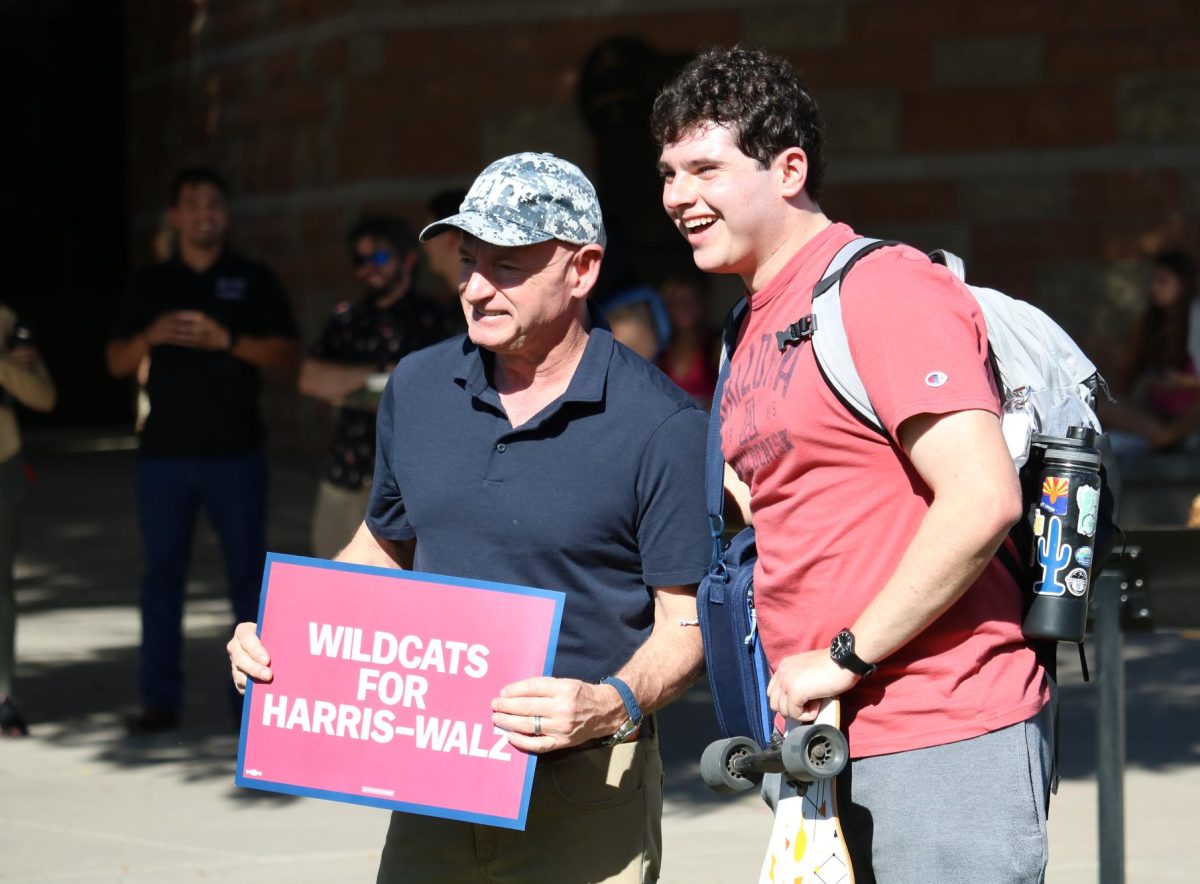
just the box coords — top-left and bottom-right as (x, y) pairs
(1033, 516), (1072, 597)
(1064, 567), (1089, 597)
(1076, 485), (1100, 538)
(1040, 477), (1070, 516)
(1075, 546), (1093, 568)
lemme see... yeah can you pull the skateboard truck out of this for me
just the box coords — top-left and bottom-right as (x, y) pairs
(700, 723), (849, 794)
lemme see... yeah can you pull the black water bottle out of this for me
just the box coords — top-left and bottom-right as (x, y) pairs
(1022, 426), (1103, 643)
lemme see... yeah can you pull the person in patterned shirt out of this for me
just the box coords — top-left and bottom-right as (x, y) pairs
(299, 216), (455, 558)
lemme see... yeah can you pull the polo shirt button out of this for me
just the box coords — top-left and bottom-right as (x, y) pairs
(496, 443), (507, 453)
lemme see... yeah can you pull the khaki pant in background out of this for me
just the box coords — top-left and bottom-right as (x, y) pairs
(377, 723), (663, 883)
(310, 479), (371, 560)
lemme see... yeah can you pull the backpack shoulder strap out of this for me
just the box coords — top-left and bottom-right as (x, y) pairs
(928, 248), (966, 281)
(719, 296), (750, 368)
(704, 297), (750, 564)
(810, 237), (896, 435)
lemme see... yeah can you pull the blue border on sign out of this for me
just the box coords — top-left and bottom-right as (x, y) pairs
(234, 552), (566, 831)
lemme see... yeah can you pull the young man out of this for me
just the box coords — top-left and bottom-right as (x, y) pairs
(108, 167), (298, 733)
(299, 216), (455, 559)
(228, 153), (710, 883)
(653, 48), (1051, 882)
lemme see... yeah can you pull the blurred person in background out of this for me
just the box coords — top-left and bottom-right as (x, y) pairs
(1101, 249), (1200, 459)
(106, 166), (298, 734)
(0, 308), (55, 736)
(656, 272), (718, 409)
(420, 189), (469, 305)
(590, 220), (671, 361)
(299, 216), (455, 559)
(135, 212), (178, 433)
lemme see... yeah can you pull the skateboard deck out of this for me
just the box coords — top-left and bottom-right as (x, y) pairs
(758, 699), (854, 884)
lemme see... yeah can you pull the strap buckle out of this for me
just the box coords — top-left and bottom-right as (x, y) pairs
(775, 314), (817, 352)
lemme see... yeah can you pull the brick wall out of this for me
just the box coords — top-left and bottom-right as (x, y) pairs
(125, 0), (1200, 444)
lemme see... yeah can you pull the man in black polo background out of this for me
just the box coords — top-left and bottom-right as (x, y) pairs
(108, 166), (299, 734)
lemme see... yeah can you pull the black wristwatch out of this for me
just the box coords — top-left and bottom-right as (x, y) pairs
(830, 629), (877, 678)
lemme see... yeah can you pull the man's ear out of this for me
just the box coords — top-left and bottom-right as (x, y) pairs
(571, 244), (605, 299)
(775, 146), (810, 200)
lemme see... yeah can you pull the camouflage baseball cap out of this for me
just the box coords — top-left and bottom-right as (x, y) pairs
(419, 152), (605, 248)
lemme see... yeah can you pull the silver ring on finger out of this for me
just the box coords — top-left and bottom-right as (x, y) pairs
(533, 715), (542, 737)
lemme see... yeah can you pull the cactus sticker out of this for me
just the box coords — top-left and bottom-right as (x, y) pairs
(1077, 485), (1100, 538)
(1033, 516), (1072, 597)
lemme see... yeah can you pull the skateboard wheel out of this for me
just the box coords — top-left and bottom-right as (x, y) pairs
(700, 736), (762, 793)
(780, 723), (848, 782)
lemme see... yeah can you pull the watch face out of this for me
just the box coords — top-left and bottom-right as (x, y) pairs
(831, 631), (853, 659)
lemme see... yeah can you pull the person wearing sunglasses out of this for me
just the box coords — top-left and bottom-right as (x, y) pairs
(299, 216), (456, 559)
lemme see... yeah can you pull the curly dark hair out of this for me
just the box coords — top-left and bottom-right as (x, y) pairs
(650, 46), (825, 201)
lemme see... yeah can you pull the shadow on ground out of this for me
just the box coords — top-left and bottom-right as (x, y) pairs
(12, 448), (1200, 811)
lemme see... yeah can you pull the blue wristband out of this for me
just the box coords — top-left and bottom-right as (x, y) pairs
(600, 675), (642, 728)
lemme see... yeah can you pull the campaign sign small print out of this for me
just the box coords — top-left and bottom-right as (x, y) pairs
(235, 554), (564, 831)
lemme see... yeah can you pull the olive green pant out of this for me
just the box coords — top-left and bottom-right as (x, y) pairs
(376, 725), (663, 883)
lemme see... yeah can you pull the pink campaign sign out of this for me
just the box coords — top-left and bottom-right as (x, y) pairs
(235, 554), (564, 830)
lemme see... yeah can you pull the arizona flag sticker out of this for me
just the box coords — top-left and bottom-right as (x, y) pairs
(1040, 477), (1070, 516)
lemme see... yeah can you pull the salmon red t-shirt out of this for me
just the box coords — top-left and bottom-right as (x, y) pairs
(722, 223), (1047, 757)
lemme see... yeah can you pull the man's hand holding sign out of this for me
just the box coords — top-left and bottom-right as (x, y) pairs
(229, 522), (703, 831)
(230, 523), (566, 829)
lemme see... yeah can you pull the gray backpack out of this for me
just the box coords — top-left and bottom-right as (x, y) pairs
(794, 238), (1107, 464)
(723, 236), (1121, 583)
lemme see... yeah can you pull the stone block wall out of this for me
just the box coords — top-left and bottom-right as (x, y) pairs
(125, 0), (1200, 445)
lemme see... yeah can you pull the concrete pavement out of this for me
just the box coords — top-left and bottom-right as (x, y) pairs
(2, 441), (1198, 882)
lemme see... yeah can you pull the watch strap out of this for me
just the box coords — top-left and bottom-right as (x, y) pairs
(600, 675), (642, 746)
(831, 629), (877, 678)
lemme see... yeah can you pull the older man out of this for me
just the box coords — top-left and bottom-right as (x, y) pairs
(229, 153), (709, 883)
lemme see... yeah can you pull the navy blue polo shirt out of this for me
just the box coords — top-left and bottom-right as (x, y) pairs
(366, 320), (710, 682)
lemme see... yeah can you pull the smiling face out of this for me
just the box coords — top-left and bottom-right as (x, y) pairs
(658, 124), (796, 290)
(170, 182), (227, 252)
(457, 235), (600, 361)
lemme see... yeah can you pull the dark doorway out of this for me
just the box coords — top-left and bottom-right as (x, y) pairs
(0, 1), (131, 428)
(578, 37), (696, 290)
